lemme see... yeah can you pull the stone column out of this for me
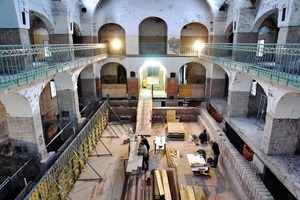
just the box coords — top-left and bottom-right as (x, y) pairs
(227, 91), (249, 117)
(49, 34), (73, 44)
(262, 116), (300, 155)
(7, 113), (46, 159)
(0, 28), (30, 45)
(226, 72), (252, 117)
(56, 88), (79, 140)
(127, 77), (139, 98)
(79, 66), (97, 106)
(210, 78), (226, 98)
(233, 32), (258, 43)
(277, 26), (300, 43)
(205, 77), (211, 98)
(55, 72), (81, 140)
(79, 79), (96, 105)
(166, 76), (178, 98)
(49, 34), (74, 62)
(261, 92), (300, 155)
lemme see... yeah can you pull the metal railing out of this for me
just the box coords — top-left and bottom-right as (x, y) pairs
(18, 100), (109, 200)
(1, 43), (300, 91)
(196, 43), (300, 89)
(0, 44), (107, 91)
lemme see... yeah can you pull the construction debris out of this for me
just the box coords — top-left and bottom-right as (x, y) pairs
(166, 146), (178, 168)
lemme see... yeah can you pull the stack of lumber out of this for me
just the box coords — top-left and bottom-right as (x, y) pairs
(167, 122), (185, 140)
(122, 171), (153, 200)
(166, 110), (179, 123)
(180, 184), (208, 200)
(165, 146), (178, 168)
(154, 169), (180, 200)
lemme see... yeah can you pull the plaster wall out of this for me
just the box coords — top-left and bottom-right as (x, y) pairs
(0, 0), (20, 28)
(54, 71), (81, 121)
(29, 0), (55, 31)
(253, 0), (289, 31)
(227, 91), (250, 117)
(92, 0), (213, 38)
(0, 28), (30, 45)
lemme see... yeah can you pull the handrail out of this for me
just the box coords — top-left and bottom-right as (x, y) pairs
(197, 43), (300, 89)
(18, 100), (110, 200)
(1, 43), (300, 90)
(0, 44), (107, 91)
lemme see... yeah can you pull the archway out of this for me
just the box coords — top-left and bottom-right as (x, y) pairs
(178, 62), (206, 98)
(98, 23), (126, 55)
(248, 80), (268, 126)
(101, 62), (128, 98)
(39, 80), (61, 152)
(138, 61), (167, 98)
(139, 17), (167, 55)
(180, 22), (209, 54)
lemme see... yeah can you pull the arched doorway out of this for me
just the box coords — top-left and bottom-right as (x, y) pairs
(101, 62), (128, 98)
(98, 23), (126, 55)
(139, 17), (167, 55)
(178, 62), (206, 98)
(139, 61), (167, 98)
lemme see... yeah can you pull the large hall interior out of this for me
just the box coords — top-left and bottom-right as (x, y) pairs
(0, 0), (300, 200)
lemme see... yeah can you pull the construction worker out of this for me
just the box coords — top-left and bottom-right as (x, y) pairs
(138, 141), (149, 170)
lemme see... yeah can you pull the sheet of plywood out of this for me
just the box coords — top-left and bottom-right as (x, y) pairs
(168, 122), (184, 133)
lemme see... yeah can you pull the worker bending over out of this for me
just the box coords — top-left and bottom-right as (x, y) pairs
(138, 141), (149, 170)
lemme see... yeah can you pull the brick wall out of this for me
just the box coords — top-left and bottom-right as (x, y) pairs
(166, 77), (178, 98)
(127, 77), (139, 98)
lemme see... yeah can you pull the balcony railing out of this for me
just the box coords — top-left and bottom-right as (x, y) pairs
(0, 44), (107, 91)
(1, 43), (300, 91)
(196, 43), (300, 89)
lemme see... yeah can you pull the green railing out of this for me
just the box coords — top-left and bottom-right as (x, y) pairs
(0, 44), (107, 91)
(17, 101), (109, 200)
(1, 43), (300, 90)
(197, 43), (300, 89)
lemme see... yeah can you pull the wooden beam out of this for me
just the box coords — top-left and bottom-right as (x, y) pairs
(154, 170), (165, 198)
(161, 170), (172, 200)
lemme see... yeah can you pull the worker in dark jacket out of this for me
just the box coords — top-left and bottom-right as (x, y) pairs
(199, 129), (208, 144)
(141, 135), (150, 153)
(211, 141), (220, 168)
(138, 141), (149, 170)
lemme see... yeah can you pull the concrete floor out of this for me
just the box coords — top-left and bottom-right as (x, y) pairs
(69, 122), (241, 200)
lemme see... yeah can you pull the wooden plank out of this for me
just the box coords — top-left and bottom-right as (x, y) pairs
(145, 171), (152, 200)
(125, 175), (137, 200)
(186, 186), (196, 200)
(161, 170), (172, 200)
(136, 175), (143, 200)
(154, 171), (160, 200)
(126, 139), (143, 175)
(182, 184), (189, 200)
(193, 186), (208, 200)
(135, 99), (152, 136)
(154, 170), (165, 198)
(167, 110), (176, 122)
